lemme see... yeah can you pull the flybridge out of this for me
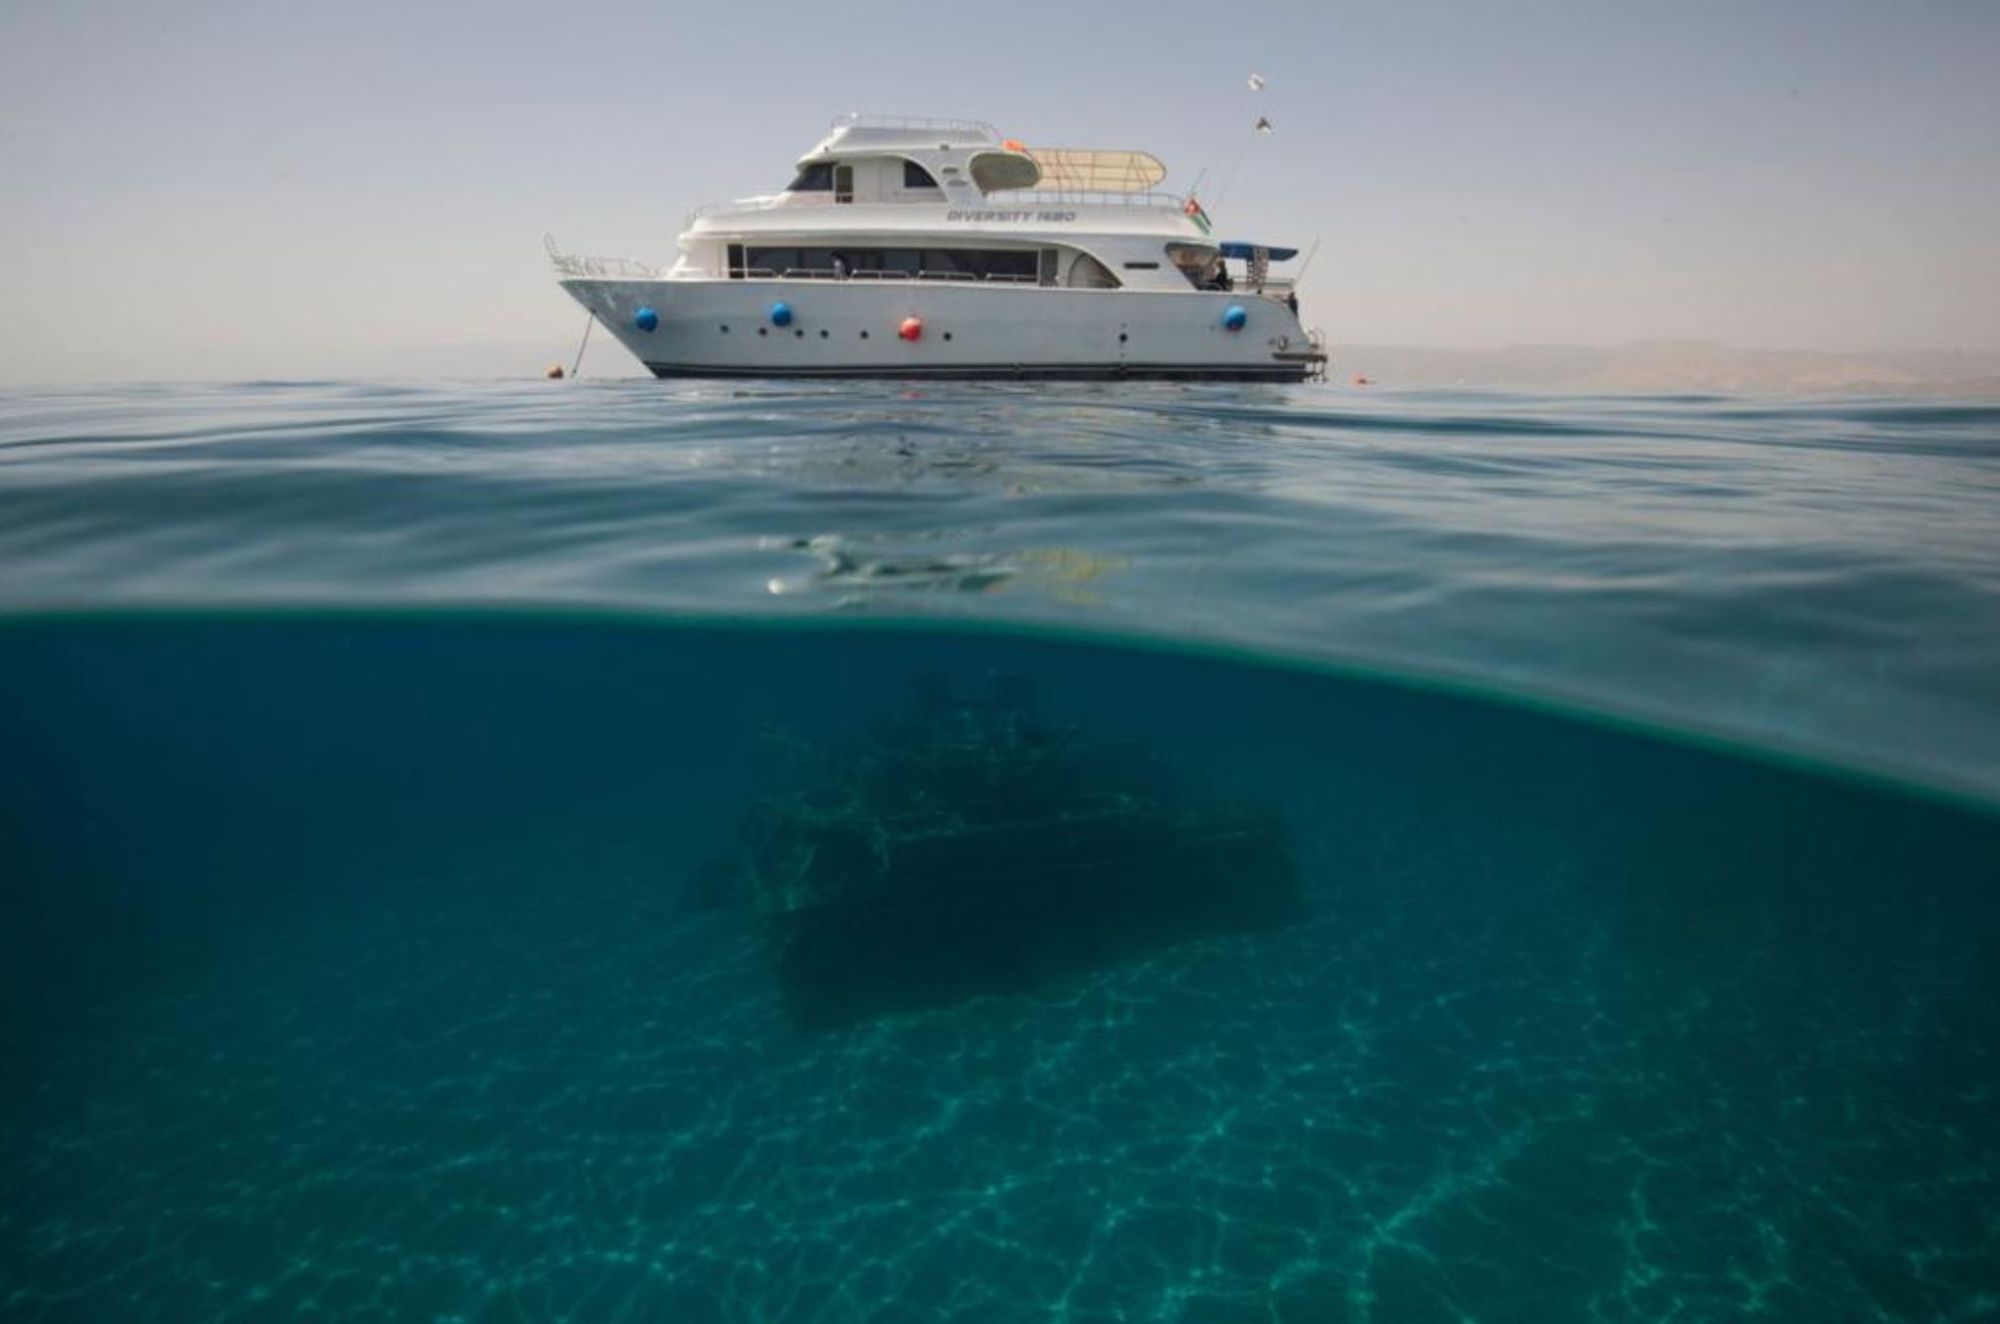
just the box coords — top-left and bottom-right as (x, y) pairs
(809, 114), (1172, 200)
(812, 112), (1001, 150)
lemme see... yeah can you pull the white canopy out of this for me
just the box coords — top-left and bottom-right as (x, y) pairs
(1018, 148), (1168, 193)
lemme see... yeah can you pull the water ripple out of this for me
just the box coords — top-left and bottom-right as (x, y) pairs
(1, 379), (1996, 801)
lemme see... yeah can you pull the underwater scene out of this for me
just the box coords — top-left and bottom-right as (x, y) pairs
(1, 382), (1997, 1322)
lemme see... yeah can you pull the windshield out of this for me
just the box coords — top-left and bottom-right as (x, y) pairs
(786, 162), (834, 192)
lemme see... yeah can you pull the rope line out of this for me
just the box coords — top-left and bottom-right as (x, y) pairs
(569, 312), (596, 379)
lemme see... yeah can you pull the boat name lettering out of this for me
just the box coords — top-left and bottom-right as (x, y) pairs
(945, 209), (1077, 223)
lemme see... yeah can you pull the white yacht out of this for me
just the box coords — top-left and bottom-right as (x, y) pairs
(548, 114), (1327, 381)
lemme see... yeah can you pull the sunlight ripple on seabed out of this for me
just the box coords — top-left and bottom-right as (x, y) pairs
(0, 616), (1995, 1321)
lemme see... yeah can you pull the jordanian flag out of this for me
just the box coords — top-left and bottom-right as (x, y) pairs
(1183, 197), (1212, 233)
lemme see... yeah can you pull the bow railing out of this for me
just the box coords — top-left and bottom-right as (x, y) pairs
(544, 234), (662, 280)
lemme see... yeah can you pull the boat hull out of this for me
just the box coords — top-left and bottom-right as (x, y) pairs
(559, 278), (1322, 381)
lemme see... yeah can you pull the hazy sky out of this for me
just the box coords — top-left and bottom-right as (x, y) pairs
(2, 0), (1996, 382)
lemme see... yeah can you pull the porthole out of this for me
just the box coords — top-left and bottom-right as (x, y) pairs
(720, 325), (731, 334)
(758, 327), (768, 337)
(942, 332), (954, 342)
(795, 328), (805, 338)
(1118, 332), (1129, 343)
(820, 329), (829, 339)
(860, 330), (870, 339)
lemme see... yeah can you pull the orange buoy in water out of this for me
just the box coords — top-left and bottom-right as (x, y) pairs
(898, 316), (924, 342)
(1352, 374), (1372, 386)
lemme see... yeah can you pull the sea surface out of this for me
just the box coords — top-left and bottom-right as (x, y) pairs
(1, 380), (1997, 1322)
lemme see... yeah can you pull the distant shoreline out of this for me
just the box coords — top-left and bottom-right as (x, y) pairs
(1321, 341), (2000, 396)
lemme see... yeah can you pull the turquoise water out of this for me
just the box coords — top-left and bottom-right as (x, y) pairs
(1, 382), (1997, 1321)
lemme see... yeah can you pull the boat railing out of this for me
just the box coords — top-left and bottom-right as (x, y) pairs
(686, 193), (860, 225)
(688, 188), (1192, 225)
(544, 235), (662, 280)
(829, 112), (999, 137)
(732, 267), (1044, 285)
(984, 188), (1190, 211)
(686, 195), (786, 225)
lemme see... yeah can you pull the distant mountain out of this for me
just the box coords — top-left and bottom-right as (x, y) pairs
(1329, 341), (2000, 396)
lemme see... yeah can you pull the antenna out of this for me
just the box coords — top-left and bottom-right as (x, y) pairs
(1293, 238), (1323, 281)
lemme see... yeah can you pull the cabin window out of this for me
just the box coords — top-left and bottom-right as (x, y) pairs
(1166, 242), (1219, 289)
(930, 249), (1036, 280)
(902, 161), (940, 189)
(742, 246), (1039, 281)
(1122, 261), (1160, 270)
(1066, 252), (1121, 289)
(727, 243), (744, 278)
(786, 163), (834, 192)
(833, 164), (854, 204)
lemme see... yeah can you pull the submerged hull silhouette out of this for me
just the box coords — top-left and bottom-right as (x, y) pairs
(704, 678), (1304, 1027)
